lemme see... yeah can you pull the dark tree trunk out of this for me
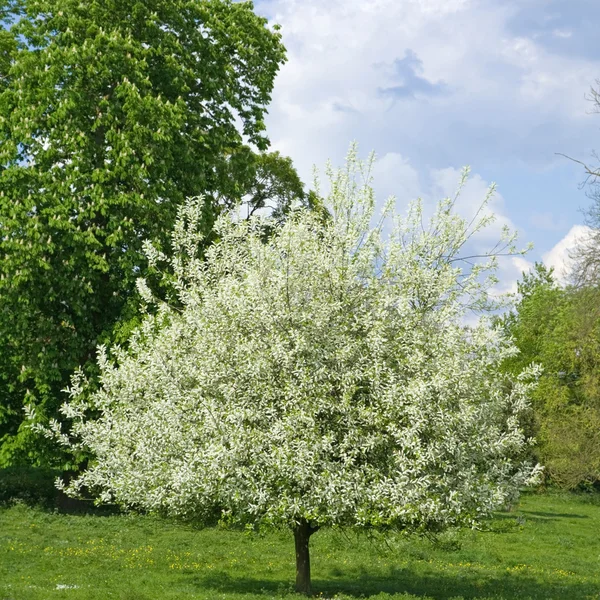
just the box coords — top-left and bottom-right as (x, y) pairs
(294, 519), (318, 595)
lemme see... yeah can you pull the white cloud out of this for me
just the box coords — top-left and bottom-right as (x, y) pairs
(428, 166), (516, 247)
(552, 29), (573, 39)
(491, 255), (534, 297)
(542, 224), (593, 283)
(371, 152), (421, 203)
(260, 0), (598, 182)
(255, 0), (600, 297)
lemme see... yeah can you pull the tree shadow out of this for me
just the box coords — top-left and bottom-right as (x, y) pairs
(53, 490), (121, 516)
(193, 566), (596, 599)
(0, 466), (119, 516)
(519, 510), (588, 519)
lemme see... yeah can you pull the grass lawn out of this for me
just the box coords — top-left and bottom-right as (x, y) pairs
(1, 491), (599, 600)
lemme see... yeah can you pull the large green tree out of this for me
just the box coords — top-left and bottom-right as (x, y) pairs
(501, 264), (600, 488)
(0, 0), (287, 466)
(217, 148), (308, 221)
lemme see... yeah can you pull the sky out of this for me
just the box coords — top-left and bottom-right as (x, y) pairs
(254, 0), (600, 292)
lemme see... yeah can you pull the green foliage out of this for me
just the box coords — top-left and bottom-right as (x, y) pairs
(0, 0), (287, 466)
(1, 492), (600, 599)
(248, 151), (306, 221)
(501, 263), (600, 488)
(217, 148), (307, 219)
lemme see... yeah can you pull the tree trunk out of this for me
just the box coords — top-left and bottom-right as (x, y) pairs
(294, 519), (317, 595)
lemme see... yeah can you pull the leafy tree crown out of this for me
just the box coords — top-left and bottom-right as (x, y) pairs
(0, 0), (286, 465)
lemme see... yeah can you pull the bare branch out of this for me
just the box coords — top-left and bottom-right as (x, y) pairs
(555, 153), (600, 184)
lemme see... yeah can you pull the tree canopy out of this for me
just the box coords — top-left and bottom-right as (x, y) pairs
(40, 150), (540, 594)
(0, 0), (287, 466)
(501, 264), (600, 489)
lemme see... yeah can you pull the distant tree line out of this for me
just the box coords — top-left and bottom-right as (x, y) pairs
(500, 264), (600, 489)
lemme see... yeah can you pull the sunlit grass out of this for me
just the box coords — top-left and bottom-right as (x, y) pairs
(1, 490), (599, 599)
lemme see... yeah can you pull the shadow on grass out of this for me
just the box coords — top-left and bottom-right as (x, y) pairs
(519, 510), (588, 519)
(192, 568), (595, 600)
(489, 511), (587, 529)
(0, 466), (120, 516)
(53, 491), (121, 516)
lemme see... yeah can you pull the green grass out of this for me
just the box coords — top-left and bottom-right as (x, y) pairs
(1, 491), (599, 600)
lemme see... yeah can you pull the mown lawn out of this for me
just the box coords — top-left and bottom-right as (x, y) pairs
(1, 491), (599, 600)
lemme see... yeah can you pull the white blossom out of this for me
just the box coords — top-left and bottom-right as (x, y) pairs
(44, 146), (540, 535)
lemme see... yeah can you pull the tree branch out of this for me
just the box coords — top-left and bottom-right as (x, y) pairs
(555, 152), (600, 181)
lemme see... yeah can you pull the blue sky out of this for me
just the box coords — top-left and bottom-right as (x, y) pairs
(255, 0), (600, 291)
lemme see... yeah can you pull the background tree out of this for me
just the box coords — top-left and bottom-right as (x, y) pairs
(215, 148), (331, 241)
(216, 148), (308, 219)
(40, 150), (539, 594)
(501, 264), (600, 488)
(0, 0), (287, 466)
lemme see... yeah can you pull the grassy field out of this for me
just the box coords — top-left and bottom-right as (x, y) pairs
(1, 491), (599, 600)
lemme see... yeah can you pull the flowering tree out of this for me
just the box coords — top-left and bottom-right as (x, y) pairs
(37, 150), (540, 594)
